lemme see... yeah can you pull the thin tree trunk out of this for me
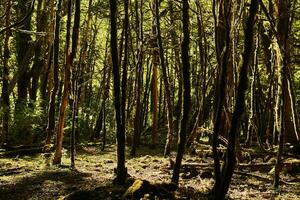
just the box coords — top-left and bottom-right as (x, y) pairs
(166, 0), (182, 154)
(274, 0), (290, 189)
(110, 0), (127, 184)
(151, 0), (159, 149)
(102, 102), (107, 151)
(44, 0), (62, 151)
(212, 0), (231, 191)
(70, 0), (81, 168)
(93, 33), (109, 140)
(131, 0), (144, 156)
(52, 0), (72, 162)
(171, 0), (191, 185)
(120, 0), (129, 155)
(214, 1), (258, 199)
(153, 0), (174, 152)
(186, 1), (207, 146)
(1, 0), (11, 147)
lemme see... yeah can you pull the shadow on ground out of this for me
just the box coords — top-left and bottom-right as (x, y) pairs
(0, 169), (92, 200)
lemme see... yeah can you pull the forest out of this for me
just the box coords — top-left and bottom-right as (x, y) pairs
(0, 0), (300, 199)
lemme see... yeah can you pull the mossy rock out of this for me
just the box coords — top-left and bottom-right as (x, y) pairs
(123, 179), (151, 199)
(123, 179), (176, 199)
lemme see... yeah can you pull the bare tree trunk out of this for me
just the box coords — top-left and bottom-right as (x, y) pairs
(120, 0), (129, 154)
(53, 0), (80, 165)
(1, 0), (11, 147)
(214, 1), (258, 199)
(70, 0), (81, 169)
(152, 0), (174, 152)
(274, 0), (290, 189)
(171, 0), (191, 185)
(131, 0), (144, 156)
(212, 0), (231, 192)
(44, 0), (62, 151)
(151, 59), (159, 148)
(150, 0), (159, 149)
(187, 0), (207, 146)
(93, 34), (109, 140)
(110, 0), (127, 184)
(168, 0), (182, 142)
(29, 0), (47, 103)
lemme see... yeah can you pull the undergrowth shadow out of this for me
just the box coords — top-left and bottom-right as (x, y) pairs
(0, 169), (92, 199)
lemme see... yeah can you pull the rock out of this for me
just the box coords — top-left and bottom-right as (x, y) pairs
(123, 179), (151, 199)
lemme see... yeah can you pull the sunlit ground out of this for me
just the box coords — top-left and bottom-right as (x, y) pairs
(0, 144), (299, 199)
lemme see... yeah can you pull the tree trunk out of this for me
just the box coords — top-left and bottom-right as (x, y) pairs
(53, 0), (80, 165)
(70, 0), (81, 169)
(165, 0), (183, 155)
(15, 0), (33, 110)
(186, 0), (207, 146)
(121, 0), (129, 151)
(171, 0), (191, 185)
(110, 0), (127, 184)
(131, 0), (144, 156)
(152, 0), (174, 153)
(274, 0), (290, 189)
(150, 0), (160, 149)
(211, 0), (232, 191)
(214, 1), (258, 199)
(93, 29), (109, 140)
(44, 0), (62, 151)
(1, 0), (11, 147)
(29, 0), (47, 103)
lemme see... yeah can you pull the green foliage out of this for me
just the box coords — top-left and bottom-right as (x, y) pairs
(11, 104), (45, 145)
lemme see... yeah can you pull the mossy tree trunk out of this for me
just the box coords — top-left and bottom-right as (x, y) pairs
(15, 0), (33, 110)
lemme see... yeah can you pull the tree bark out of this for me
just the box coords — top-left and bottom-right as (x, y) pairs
(15, 0), (33, 110)
(131, 0), (144, 156)
(152, 0), (174, 153)
(29, 0), (47, 103)
(274, 0), (290, 189)
(150, 0), (160, 149)
(70, 0), (81, 169)
(212, 0), (232, 191)
(171, 0), (191, 185)
(1, 0), (11, 147)
(214, 1), (258, 199)
(44, 0), (62, 152)
(52, 0), (72, 164)
(110, 0), (127, 184)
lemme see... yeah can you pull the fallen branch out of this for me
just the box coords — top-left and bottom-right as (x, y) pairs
(234, 171), (300, 186)
(181, 161), (300, 170)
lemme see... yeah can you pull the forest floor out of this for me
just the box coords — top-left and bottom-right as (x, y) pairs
(0, 143), (300, 200)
